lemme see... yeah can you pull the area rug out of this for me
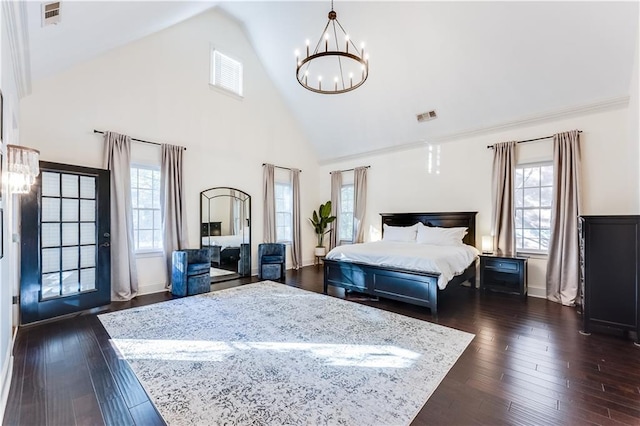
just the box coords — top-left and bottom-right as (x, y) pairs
(98, 282), (474, 425)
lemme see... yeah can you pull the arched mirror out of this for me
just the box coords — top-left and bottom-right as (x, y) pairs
(200, 187), (251, 283)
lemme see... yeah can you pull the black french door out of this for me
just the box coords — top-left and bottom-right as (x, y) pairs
(20, 161), (111, 324)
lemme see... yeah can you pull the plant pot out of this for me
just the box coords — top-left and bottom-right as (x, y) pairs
(314, 247), (327, 257)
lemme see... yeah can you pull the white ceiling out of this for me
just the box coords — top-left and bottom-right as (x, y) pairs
(26, 1), (639, 162)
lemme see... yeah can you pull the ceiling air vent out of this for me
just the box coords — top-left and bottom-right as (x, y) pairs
(42, 2), (61, 27)
(417, 110), (437, 123)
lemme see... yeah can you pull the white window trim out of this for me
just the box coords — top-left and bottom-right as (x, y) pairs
(514, 161), (553, 256)
(209, 45), (244, 100)
(131, 164), (163, 253)
(275, 181), (293, 244)
(135, 249), (164, 258)
(339, 183), (355, 244)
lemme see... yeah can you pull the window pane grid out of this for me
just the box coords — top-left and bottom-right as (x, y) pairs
(515, 163), (553, 253)
(275, 183), (292, 243)
(131, 166), (163, 251)
(339, 185), (355, 242)
(41, 172), (98, 300)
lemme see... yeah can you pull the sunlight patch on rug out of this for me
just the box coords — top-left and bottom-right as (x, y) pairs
(99, 282), (474, 425)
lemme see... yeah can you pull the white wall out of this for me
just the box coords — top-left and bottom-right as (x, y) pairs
(0, 5), (8, 419)
(1, 4), (22, 419)
(319, 106), (638, 298)
(20, 8), (320, 294)
(630, 29), (639, 209)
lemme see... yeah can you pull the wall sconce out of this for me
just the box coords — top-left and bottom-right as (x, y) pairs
(481, 235), (494, 254)
(7, 144), (40, 194)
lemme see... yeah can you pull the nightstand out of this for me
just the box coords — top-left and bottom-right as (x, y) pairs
(479, 254), (528, 298)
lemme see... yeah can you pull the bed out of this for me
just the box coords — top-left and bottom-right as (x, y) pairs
(323, 212), (478, 316)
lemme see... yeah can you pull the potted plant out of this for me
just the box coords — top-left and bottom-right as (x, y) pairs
(309, 201), (336, 256)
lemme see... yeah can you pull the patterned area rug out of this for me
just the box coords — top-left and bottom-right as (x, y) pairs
(98, 282), (474, 425)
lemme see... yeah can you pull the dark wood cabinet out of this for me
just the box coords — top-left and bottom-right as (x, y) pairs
(579, 216), (640, 344)
(480, 254), (528, 298)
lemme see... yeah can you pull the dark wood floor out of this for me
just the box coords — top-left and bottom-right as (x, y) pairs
(4, 266), (640, 425)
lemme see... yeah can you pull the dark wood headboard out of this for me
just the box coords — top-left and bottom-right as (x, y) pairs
(379, 212), (477, 247)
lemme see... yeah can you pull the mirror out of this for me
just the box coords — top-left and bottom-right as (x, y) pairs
(200, 187), (251, 283)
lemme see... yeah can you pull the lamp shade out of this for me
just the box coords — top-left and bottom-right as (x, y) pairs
(7, 144), (40, 194)
(481, 235), (494, 254)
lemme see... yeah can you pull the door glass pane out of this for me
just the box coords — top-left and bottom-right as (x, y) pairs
(62, 199), (79, 221)
(80, 200), (96, 222)
(42, 224), (61, 248)
(42, 248), (60, 273)
(61, 174), (79, 198)
(62, 223), (79, 246)
(80, 245), (96, 268)
(42, 273), (61, 299)
(42, 198), (61, 222)
(62, 247), (78, 270)
(62, 270), (79, 295)
(80, 176), (96, 199)
(42, 172), (60, 197)
(80, 268), (96, 291)
(38, 169), (104, 305)
(80, 223), (96, 245)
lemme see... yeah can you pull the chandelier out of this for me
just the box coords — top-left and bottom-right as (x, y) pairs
(295, 0), (369, 94)
(7, 144), (40, 194)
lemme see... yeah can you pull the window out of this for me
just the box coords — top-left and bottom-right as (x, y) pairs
(275, 182), (292, 243)
(211, 49), (243, 97)
(514, 163), (553, 253)
(131, 165), (162, 252)
(339, 184), (354, 242)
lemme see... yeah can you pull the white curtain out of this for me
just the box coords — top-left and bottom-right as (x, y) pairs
(546, 130), (582, 305)
(353, 166), (368, 243)
(329, 171), (342, 249)
(161, 143), (188, 284)
(291, 169), (302, 269)
(263, 164), (276, 243)
(103, 131), (138, 301)
(491, 141), (516, 255)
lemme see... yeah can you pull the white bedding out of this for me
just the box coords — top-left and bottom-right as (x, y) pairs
(201, 234), (248, 250)
(325, 241), (479, 290)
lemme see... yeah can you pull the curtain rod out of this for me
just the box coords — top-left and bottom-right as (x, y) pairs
(329, 165), (371, 174)
(262, 163), (302, 172)
(94, 129), (186, 150)
(486, 130), (582, 149)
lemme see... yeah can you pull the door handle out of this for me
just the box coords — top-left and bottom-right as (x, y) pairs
(100, 242), (111, 248)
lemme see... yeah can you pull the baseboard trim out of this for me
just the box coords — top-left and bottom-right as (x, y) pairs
(138, 283), (169, 296)
(0, 328), (17, 424)
(527, 287), (547, 299)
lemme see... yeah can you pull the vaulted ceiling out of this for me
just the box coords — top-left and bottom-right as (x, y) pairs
(25, 1), (639, 162)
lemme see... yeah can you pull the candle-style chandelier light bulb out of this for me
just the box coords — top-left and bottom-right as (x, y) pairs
(295, 0), (369, 94)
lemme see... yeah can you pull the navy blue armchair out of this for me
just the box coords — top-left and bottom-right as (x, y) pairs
(258, 243), (286, 280)
(171, 249), (211, 296)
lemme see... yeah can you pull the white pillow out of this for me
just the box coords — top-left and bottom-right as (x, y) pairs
(416, 224), (468, 246)
(382, 223), (419, 242)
